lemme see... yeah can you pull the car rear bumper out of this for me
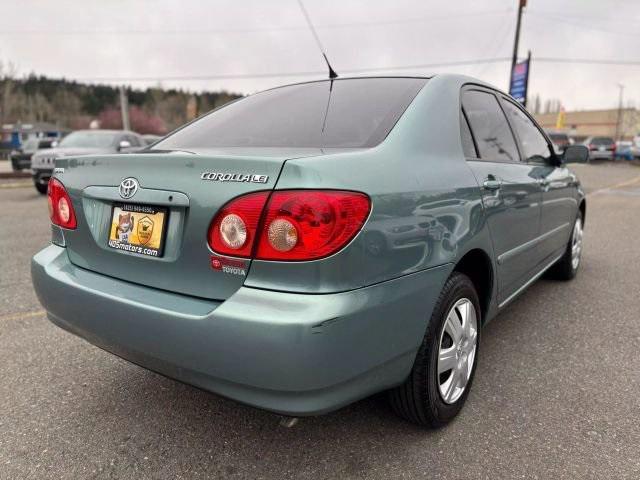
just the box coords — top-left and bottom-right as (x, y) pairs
(32, 244), (449, 415)
(588, 151), (614, 160)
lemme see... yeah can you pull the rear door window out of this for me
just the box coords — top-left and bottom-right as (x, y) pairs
(502, 99), (553, 163)
(460, 110), (478, 158)
(462, 90), (520, 163)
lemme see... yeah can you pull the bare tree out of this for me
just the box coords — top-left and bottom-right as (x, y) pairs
(0, 60), (19, 125)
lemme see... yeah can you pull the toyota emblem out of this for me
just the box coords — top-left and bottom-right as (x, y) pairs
(119, 177), (139, 199)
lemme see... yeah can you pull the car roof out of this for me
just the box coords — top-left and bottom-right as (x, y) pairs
(71, 129), (139, 135)
(243, 73), (508, 103)
(261, 75), (429, 88)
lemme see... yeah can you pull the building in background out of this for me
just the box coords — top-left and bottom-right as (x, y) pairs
(535, 108), (639, 143)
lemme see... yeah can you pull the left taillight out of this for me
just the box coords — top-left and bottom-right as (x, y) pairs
(47, 178), (77, 229)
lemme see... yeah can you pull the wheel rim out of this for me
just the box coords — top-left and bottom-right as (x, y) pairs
(437, 298), (478, 404)
(571, 218), (583, 270)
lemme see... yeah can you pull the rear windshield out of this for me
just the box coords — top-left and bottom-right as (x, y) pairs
(591, 137), (614, 145)
(154, 78), (427, 149)
(549, 134), (569, 143)
(59, 131), (118, 148)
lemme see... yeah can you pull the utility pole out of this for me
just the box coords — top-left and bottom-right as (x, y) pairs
(509, 0), (527, 88)
(523, 50), (531, 107)
(119, 85), (130, 131)
(615, 83), (625, 141)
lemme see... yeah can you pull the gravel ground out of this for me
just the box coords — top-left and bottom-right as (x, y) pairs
(1, 162), (639, 479)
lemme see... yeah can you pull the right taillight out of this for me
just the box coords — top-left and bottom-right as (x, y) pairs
(256, 190), (370, 261)
(48, 178), (77, 229)
(207, 190), (371, 261)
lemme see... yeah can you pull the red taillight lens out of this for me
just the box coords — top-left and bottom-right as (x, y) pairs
(47, 178), (77, 229)
(588, 144), (596, 151)
(208, 190), (371, 261)
(208, 191), (270, 258)
(257, 190), (370, 261)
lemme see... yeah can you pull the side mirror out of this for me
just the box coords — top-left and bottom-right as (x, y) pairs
(118, 140), (131, 151)
(562, 145), (589, 164)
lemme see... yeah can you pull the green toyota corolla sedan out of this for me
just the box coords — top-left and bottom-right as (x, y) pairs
(32, 75), (588, 427)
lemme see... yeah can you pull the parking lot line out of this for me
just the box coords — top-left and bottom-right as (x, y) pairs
(587, 174), (640, 197)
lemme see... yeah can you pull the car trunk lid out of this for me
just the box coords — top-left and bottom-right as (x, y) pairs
(54, 150), (322, 300)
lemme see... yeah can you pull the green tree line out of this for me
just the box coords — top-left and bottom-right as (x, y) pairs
(0, 63), (240, 134)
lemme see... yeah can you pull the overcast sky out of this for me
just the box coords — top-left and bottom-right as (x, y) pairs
(1, 0), (639, 111)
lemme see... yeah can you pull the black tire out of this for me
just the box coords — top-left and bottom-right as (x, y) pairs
(548, 211), (583, 281)
(35, 182), (48, 195)
(389, 272), (481, 428)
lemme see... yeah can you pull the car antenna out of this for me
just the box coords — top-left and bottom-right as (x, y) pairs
(296, 0), (338, 79)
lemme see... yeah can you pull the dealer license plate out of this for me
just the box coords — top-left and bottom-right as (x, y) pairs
(107, 203), (168, 257)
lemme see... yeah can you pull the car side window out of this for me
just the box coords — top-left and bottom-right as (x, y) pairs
(126, 135), (140, 147)
(462, 90), (520, 163)
(460, 109), (478, 158)
(502, 100), (553, 163)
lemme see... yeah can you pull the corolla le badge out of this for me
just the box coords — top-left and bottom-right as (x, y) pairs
(201, 172), (269, 184)
(119, 177), (139, 199)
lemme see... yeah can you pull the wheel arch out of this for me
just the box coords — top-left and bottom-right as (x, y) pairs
(579, 198), (586, 226)
(452, 248), (494, 324)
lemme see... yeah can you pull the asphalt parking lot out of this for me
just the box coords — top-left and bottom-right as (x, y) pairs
(1, 162), (639, 480)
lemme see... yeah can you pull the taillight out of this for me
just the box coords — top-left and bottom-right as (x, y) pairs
(48, 178), (77, 229)
(208, 191), (270, 258)
(256, 191), (370, 260)
(207, 190), (371, 261)
(588, 144), (596, 151)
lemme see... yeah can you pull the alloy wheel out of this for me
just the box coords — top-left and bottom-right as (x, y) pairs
(571, 218), (583, 270)
(437, 298), (478, 404)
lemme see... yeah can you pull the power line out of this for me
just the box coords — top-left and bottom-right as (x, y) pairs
(71, 58), (512, 83)
(528, 11), (640, 38)
(0, 10), (513, 35)
(535, 57), (640, 66)
(528, 9), (640, 23)
(473, 20), (514, 78)
(27, 57), (640, 84)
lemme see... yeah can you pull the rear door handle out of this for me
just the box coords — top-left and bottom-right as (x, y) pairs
(483, 178), (502, 191)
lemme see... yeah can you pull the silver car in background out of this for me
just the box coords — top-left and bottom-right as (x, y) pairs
(31, 129), (146, 194)
(583, 136), (615, 161)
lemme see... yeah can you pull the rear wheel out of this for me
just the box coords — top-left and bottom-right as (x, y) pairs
(35, 182), (48, 195)
(389, 272), (480, 427)
(549, 211), (583, 280)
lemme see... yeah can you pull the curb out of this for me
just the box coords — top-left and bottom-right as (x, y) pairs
(0, 171), (31, 179)
(0, 181), (32, 189)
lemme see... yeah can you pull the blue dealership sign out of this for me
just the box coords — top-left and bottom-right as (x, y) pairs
(509, 58), (529, 105)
